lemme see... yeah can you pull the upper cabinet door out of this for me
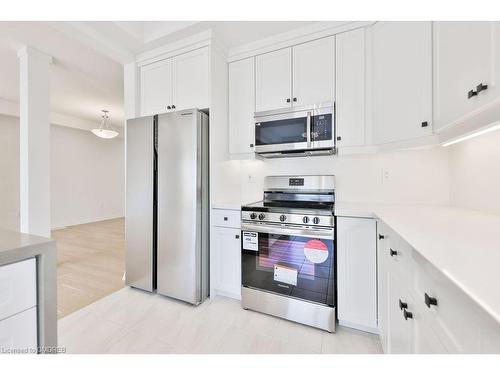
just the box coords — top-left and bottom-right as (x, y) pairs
(336, 29), (365, 147)
(433, 22), (499, 131)
(292, 37), (335, 107)
(229, 57), (255, 154)
(255, 48), (292, 112)
(370, 22), (433, 145)
(140, 58), (173, 116)
(172, 46), (210, 111)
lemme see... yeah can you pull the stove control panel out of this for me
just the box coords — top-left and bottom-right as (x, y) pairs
(241, 211), (334, 227)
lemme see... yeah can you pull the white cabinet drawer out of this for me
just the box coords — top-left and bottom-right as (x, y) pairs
(212, 209), (241, 229)
(0, 258), (37, 321)
(413, 251), (480, 353)
(0, 307), (37, 354)
(386, 230), (413, 287)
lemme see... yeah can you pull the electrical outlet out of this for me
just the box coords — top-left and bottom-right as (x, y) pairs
(382, 168), (392, 184)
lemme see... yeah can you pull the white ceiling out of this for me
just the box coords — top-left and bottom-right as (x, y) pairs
(0, 21), (322, 129)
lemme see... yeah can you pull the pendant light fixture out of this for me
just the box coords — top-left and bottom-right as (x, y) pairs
(91, 110), (118, 139)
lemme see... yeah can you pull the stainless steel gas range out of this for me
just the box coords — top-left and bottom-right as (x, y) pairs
(240, 175), (336, 332)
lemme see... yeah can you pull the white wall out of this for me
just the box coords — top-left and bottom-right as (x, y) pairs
(50, 124), (124, 228)
(0, 114), (125, 231)
(448, 129), (500, 215)
(212, 147), (451, 207)
(0, 115), (20, 231)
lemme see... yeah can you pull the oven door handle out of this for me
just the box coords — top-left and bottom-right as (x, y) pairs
(306, 111), (312, 148)
(241, 223), (334, 240)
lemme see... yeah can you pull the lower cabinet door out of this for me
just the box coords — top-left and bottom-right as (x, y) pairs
(337, 217), (377, 332)
(0, 307), (37, 354)
(213, 226), (242, 299)
(388, 272), (414, 353)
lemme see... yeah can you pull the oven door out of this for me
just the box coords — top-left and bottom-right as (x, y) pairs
(241, 222), (335, 307)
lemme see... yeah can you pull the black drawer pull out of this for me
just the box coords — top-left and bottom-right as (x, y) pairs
(421, 121), (428, 128)
(286, 98), (291, 103)
(399, 299), (408, 310)
(249, 143), (254, 148)
(336, 136), (342, 141)
(468, 89), (478, 99)
(378, 234), (385, 240)
(390, 248), (398, 257)
(424, 293), (438, 308)
(167, 105), (172, 110)
(223, 217), (228, 221)
(172, 105), (176, 109)
(293, 97), (297, 102)
(235, 234), (240, 239)
(476, 83), (488, 93)
(403, 309), (413, 320)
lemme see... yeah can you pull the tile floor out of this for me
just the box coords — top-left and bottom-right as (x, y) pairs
(58, 287), (383, 354)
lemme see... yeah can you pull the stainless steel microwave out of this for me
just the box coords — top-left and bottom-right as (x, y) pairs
(254, 103), (335, 158)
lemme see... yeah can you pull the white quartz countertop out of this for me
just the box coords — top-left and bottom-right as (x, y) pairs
(374, 205), (500, 324)
(211, 202), (242, 211)
(335, 202), (379, 218)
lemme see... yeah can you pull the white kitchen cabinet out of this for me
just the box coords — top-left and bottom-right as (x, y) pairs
(370, 22), (433, 145)
(229, 57), (255, 154)
(212, 209), (241, 300)
(433, 22), (500, 131)
(213, 226), (241, 300)
(0, 307), (37, 353)
(140, 58), (173, 116)
(255, 48), (292, 112)
(140, 47), (210, 116)
(337, 217), (377, 333)
(172, 46), (210, 111)
(0, 258), (37, 321)
(387, 271), (414, 354)
(292, 37), (335, 107)
(336, 28), (366, 147)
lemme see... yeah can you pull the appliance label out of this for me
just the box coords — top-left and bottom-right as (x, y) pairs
(304, 239), (329, 264)
(242, 231), (258, 251)
(274, 264), (298, 286)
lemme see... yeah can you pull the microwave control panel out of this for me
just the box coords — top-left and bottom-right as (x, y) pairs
(312, 114), (333, 141)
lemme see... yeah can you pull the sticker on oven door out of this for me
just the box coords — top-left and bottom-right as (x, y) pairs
(304, 239), (329, 264)
(274, 264), (298, 286)
(242, 231), (258, 251)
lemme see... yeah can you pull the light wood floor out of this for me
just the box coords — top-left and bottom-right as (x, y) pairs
(52, 218), (125, 318)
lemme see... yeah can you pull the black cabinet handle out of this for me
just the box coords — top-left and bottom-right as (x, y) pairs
(468, 89), (478, 99)
(172, 105), (176, 109)
(293, 97), (297, 102)
(250, 144), (254, 148)
(477, 83), (488, 93)
(336, 136), (342, 141)
(235, 234), (240, 239)
(424, 293), (438, 308)
(421, 121), (428, 128)
(403, 309), (413, 320)
(399, 299), (408, 310)
(223, 217), (228, 221)
(167, 106), (172, 110)
(286, 98), (291, 103)
(378, 234), (385, 240)
(390, 248), (398, 257)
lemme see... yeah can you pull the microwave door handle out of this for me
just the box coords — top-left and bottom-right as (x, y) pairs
(306, 111), (312, 148)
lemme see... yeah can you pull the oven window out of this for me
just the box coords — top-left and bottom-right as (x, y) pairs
(242, 231), (335, 306)
(255, 117), (307, 145)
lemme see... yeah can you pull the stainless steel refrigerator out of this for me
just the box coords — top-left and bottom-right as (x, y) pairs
(125, 109), (209, 305)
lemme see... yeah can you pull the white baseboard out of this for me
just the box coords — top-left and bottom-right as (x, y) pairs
(51, 215), (124, 230)
(338, 319), (379, 334)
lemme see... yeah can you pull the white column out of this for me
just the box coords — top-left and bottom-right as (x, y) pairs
(18, 46), (52, 237)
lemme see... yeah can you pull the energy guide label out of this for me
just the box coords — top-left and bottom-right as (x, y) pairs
(242, 232), (258, 251)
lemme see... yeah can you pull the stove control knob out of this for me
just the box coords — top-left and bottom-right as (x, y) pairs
(279, 215), (287, 222)
(250, 213), (257, 220)
(302, 216), (310, 224)
(258, 213), (266, 220)
(313, 217), (320, 225)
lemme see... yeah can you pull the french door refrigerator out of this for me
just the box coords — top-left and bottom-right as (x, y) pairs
(125, 109), (209, 305)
